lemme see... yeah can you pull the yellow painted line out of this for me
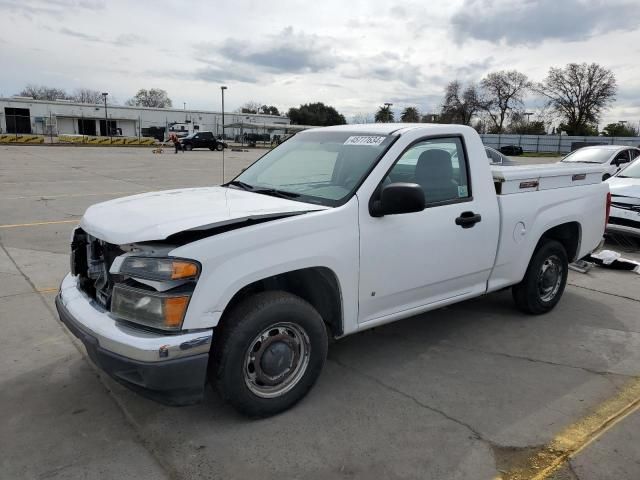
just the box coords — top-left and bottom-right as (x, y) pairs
(36, 287), (58, 294)
(0, 219), (78, 229)
(497, 377), (640, 480)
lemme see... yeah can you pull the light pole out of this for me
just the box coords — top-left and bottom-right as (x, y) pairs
(101, 92), (108, 138)
(184, 102), (187, 122)
(384, 102), (393, 123)
(221, 86), (227, 140)
(221, 86), (228, 182)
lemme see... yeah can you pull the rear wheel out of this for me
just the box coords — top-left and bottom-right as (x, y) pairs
(512, 240), (568, 314)
(211, 291), (328, 417)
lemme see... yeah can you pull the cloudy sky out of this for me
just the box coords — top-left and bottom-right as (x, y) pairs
(1, 0), (639, 126)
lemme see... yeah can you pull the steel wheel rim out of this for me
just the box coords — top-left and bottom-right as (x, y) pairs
(243, 322), (311, 399)
(537, 254), (563, 302)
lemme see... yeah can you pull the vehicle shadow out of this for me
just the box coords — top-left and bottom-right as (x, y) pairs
(79, 286), (634, 479)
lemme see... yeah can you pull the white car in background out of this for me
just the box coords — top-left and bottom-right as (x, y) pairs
(561, 145), (640, 180)
(606, 157), (640, 237)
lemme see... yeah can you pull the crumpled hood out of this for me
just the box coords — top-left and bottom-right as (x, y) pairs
(607, 177), (640, 201)
(80, 186), (327, 244)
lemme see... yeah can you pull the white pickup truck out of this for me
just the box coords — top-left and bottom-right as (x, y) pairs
(56, 124), (609, 417)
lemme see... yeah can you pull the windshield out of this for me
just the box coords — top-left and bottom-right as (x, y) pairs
(562, 148), (613, 164)
(230, 131), (396, 206)
(184, 133), (196, 139)
(617, 158), (640, 179)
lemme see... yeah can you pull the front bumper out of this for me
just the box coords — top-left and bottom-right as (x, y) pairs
(607, 206), (640, 238)
(56, 274), (212, 405)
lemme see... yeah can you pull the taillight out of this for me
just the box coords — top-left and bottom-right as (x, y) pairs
(605, 192), (611, 226)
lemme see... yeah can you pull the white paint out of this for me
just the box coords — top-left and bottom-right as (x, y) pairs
(80, 186), (327, 245)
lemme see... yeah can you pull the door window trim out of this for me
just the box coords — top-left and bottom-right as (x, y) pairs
(368, 134), (474, 216)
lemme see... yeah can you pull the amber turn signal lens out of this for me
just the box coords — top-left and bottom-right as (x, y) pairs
(171, 261), (199, 280)
(164, 296), (190, 327)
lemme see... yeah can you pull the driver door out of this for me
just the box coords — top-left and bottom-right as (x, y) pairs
(358, 136), (499, 325)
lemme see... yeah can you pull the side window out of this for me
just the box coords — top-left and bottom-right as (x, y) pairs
(384, 137), (470, 204)
(613, 150), (630, 164)
(630, 149), (640, 160)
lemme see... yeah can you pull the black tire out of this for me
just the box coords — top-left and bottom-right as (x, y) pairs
(209, 146), (215, 151)
(216, 143), (224, 151)
(184, 144), (193, 151)
(602, 173), (611, 181)
(512, 240), (568, 315)
(211, 291), (328, 417)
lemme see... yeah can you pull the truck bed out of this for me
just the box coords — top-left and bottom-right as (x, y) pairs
(491, 163), (605, 194)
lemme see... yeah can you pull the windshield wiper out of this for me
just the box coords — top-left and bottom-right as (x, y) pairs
(252, 188), (300, 199)
(226, 180), (255, 191)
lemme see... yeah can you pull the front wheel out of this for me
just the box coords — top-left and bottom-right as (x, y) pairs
(184, 144), (193, 151)
(512, 240), (568, 314)
(211, 291), (328, 417)
(216, 143), (224, 151)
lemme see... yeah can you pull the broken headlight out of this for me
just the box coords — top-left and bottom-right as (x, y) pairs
(118, 257), (200, 281)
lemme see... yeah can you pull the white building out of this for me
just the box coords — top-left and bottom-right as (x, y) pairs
(0, 97), (291, 140)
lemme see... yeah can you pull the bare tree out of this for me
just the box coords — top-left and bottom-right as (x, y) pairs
(19, 84), (68, 101)
(480, 70), (530, 133)
(238, 101), (262, 114)
(400, 106), (420, 122)
(125, 88), (172, 108)
(535, 63), (617, 136)
(70, 88), (103, 104)
(440, 81), (483, 125)
(351, 113), (374, 124)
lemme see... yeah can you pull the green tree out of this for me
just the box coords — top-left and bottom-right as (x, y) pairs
(287, 102), (346, 126)
(536, 63), (616, 136)
(375, 105), (394, 123)
(602, 122), (638, 137)
(400, 107), (420, 122)
(260, 105), (280, 116)
(125, 88), (172, 108)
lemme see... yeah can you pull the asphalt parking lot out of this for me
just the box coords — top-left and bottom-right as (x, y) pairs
(1, 145), (639, 480)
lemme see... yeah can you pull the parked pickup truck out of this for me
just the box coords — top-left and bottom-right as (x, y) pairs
(56, 124), (609, 417)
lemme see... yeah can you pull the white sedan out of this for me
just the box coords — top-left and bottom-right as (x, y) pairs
(606, 157), (640, 237)
(562, 145), (640, 180)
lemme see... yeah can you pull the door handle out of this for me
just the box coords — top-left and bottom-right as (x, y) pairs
(455, 211), (482, 228)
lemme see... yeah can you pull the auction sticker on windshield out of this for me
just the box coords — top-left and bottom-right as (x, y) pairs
(344, 136), (386, 146)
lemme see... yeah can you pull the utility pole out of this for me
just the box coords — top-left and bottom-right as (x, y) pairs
(384, 102), (393, 123)
(101, 92), (108, 138)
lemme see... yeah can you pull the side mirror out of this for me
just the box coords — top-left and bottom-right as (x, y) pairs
(370, 182), (426, 217)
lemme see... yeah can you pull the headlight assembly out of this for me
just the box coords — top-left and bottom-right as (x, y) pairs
(111, 284), (190, 331)
(118, 257), (200, 281)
